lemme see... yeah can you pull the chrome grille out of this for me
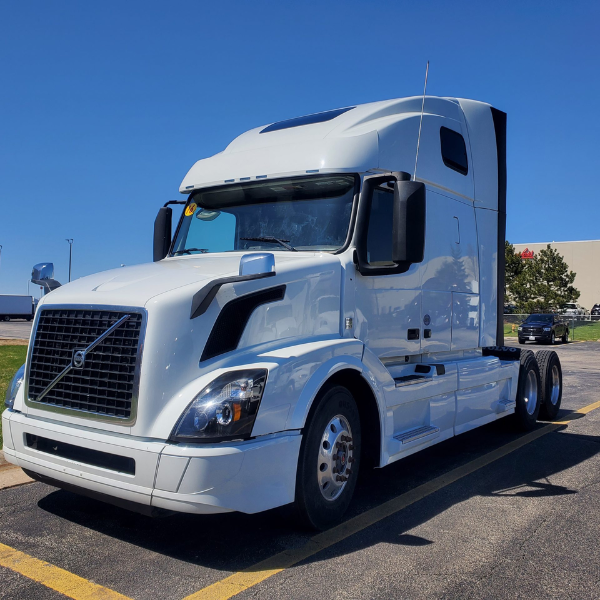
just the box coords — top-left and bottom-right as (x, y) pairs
(27, 308), (144, 421)
(522, 326), (542, 335)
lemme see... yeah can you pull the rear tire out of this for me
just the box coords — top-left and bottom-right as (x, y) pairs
(562, 330), (569, 343)
(2, 316), (10, 322)
(513, 349), (541, 430)
(537, 350), (562, 420)
(295, 385), (361, 530)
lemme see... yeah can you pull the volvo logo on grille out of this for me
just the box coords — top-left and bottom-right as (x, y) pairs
(73, 350), (86, 369)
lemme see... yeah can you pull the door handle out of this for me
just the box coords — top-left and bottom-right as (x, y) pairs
(407, 328), (420, 340)
(453, 216), (460, 244)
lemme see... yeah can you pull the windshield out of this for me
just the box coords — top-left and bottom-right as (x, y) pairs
(562, 304), (577, 309)
(171, 175), (357, 255)
(525, 314), (553, 323)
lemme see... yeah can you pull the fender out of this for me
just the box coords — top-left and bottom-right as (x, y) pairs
(284, 342), (387, 436)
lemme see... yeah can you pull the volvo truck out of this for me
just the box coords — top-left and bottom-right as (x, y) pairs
(3, 96), (563, 529)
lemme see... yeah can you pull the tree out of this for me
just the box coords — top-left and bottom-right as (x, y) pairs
(504, 241), (524, 305)
(505, 242), (580, 313)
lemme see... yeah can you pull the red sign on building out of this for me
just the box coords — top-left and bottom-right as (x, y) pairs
(521, 248), (535, 259)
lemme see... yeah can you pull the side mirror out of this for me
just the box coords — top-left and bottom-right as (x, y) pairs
(31, 263), (61, 294)
(153, 207), (172, 262)
(392, 180), (426, 264)
(239, 253), (276, 276)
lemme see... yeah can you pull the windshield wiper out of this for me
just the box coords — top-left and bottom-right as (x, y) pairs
(173, 248), (210, 255)
(240, 236), (297, 251)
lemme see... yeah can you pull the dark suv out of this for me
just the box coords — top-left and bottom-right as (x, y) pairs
(592, 304), (600, 317)
(518, 314), (569, 345)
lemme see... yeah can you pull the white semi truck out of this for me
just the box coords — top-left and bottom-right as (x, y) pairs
(3, 96), (563, 529)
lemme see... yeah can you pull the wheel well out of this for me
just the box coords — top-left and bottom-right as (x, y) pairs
(306, 368), (382, 469)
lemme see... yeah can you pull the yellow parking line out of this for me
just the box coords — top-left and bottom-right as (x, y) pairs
(183, 400), (600, 600)
(0, 542), (132, 600)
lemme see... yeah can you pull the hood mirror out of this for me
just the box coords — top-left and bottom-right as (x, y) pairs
(31, 263), (62, 294)
(239, 253), (276, 277)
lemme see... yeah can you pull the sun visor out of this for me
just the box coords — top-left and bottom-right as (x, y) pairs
(179, 130), (378, 192)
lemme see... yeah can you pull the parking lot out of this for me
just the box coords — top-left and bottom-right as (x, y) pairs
(1, 340), (599, 599)
(0, 320), (32, 341)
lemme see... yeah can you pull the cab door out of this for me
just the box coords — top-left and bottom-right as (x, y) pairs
(353, 183), (422, 359)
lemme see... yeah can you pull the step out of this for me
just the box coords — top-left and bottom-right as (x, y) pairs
(394, 425), (440, 445)
(394, 375), (428, 388)
(497, 398), (516, 413)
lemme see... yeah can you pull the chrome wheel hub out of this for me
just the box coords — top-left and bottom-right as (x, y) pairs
(550, 364), (560, 405)
(525, 369), (538, 415)
(317, 414), (354, 501)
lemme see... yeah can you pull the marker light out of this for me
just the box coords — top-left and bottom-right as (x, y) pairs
(169, 370), (267, 443)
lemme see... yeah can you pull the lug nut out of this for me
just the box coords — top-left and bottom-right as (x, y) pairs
(332, 467), (338, 474)
(348, 457), (355, 463)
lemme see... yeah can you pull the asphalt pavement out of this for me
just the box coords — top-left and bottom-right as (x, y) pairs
(1, 340), (599, 599)
(0, 320), (32, 340)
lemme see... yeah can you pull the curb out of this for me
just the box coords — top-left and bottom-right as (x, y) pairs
(0, 451), (34, 491)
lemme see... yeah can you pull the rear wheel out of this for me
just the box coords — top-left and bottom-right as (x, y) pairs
(2, 316), (9, 322)
(513, 349), (541, 430)
(537, 350), (562, 420)
(295, 385), (361, 530)
(562, 329), (569, 343)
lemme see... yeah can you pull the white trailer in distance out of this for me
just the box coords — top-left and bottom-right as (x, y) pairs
(0, 295), (36, 321)
(3, 96), (564, 529)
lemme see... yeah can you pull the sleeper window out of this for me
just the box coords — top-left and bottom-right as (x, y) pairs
(366, 187), (394, 265)
(440, 127), (468, 175)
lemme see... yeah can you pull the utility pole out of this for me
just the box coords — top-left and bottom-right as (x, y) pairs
(66, 239), (73, 282)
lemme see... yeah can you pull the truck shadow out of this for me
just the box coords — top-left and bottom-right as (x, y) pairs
(37, 414), (600, 574)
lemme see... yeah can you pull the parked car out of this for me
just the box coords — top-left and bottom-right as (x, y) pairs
(503, 303), (517, 314)
(518, 314), (569, 344)
(591, 304), (600, 317)
(560, 303), (585, 317)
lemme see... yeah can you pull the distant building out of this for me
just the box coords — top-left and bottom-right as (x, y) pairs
(513, 240), (600, 310)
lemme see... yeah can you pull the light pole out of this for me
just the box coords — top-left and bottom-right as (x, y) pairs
(66, 239), (73, 282)
(0, 245), (3, 287)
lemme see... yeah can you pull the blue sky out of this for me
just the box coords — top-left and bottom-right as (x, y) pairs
(1, 1), (599, 295)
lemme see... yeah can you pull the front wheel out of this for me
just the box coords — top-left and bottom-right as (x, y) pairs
(295, 385), (361, 530)
(2, 316), (9, 322)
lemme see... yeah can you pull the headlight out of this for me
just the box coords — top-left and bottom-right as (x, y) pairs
(518, 326), (523, 330)
(543, 327), (552, 331)
(169, 369), (267, 443)
(5, 364), (25, 409)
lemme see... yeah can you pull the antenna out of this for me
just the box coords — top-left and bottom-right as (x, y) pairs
(413, 60), (429, 181)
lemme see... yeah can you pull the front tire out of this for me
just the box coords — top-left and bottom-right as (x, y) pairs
(513, 350), (541, 430)
(295, 385), (361, 530)
(518, 338), (525, 345)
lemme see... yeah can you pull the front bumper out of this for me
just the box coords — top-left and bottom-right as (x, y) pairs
(518, 331), (552, 341)
(2, 409), (301, 515)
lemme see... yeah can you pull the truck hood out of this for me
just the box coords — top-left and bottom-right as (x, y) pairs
(40, 253), (304, 308)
